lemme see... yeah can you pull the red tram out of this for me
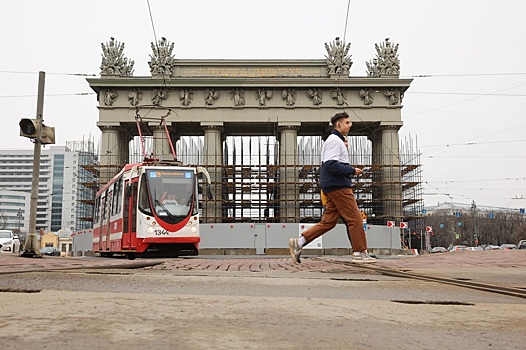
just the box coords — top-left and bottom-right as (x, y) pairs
(93, 162), (212, 259)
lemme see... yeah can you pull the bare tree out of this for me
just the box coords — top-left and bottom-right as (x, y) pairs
(0, 211), (6, 229)
(425, 208), (525, 248)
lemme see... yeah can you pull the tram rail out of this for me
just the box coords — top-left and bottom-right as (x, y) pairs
(328, 259), (526, 300)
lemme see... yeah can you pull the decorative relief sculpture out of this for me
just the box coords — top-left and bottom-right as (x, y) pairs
(331, 89), (347, 106)
(151, 89), (168, 106)
(281, 89), (296, 106)
(359, 88), (374, 105)
(230, 89), (245, 107)
(256, 89), (273, 106)
(128, 89), (142, 106)
(204, 89), (220, 106)
(384, 88), (399, 105)
(100, 37), (134, 76)
(148, 37), (176, 76)
(307, 89), (323, 106)
(103, 89), (118, 106)
(366, 38), (400, 77)
(365, 58), (379, 77)
(179, 89), (193, 106)
(324, 37), (352, 77)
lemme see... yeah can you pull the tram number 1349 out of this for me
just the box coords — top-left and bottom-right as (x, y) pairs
(154, 229), (169, 236)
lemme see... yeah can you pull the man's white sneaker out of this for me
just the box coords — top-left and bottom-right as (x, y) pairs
(352, 251), (377, 263)
(289, 238), (302, 264)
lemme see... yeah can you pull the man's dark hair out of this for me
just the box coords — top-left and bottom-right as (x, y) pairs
(330, 112), (349, 126)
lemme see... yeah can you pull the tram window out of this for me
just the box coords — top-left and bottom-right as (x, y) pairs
(138, 174), (152, 214)
(125, 184), (132, 197)
(101, 193), (107, 221)
(112, 178), (123, 216)
(94, 197), (100, 222)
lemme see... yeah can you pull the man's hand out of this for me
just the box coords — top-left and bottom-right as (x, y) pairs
(354, 167), (363, 176)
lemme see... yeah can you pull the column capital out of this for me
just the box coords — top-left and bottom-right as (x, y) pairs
(378, 123), (402, 132)
(278, 123), (300, 133)
(201, 122), (224, 132)
(98, 124), (121, 132)
(201, 122), (224, 127)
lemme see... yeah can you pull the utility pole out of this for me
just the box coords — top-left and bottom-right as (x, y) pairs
(20, 71), (46, 257)
(471, 200), (478, 246)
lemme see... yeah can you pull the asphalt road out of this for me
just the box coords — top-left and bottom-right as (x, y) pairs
(1, 254), (525, 350)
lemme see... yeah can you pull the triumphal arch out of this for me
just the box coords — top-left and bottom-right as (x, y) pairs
(87, 36), (415, 225)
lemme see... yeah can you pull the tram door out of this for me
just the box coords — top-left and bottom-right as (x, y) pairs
(99, 192), (108, 252)
(104, 190), (113, 251)
(122, 179), (138, 250)
(122, 180), (131, 249)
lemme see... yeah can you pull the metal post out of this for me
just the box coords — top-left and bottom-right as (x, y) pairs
(471, 200), (478, 246)
(21, 71), (45, 258)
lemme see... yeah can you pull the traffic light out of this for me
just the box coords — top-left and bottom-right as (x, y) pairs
(19, 118), (55, 144)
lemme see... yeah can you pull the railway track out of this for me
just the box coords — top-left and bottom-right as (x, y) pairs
(329, 259), (526, 300)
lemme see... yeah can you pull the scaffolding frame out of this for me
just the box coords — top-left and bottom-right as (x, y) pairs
(121, 134), (423, 227)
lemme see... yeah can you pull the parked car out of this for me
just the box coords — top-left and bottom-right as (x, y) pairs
(467, 246), (484, 251)
(449, 245), (468, 252)
(518, 240), (526, 249)
(499, 244), (517, 250)
(484, 245), (500, 250)
(40, 247), (61, 256)
(0, 229), (21, 253)
(430, 247), (448, 253)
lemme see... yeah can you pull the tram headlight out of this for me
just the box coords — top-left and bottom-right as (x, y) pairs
(191, 226), (197, 233)
(147, 226), (155, 234)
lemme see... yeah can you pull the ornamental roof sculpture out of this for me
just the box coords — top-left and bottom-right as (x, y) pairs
(366, 38), (400, 77)
(100, 37), (135, 76)
(324, 37), (353, 77)
(148, 37), (176, 76)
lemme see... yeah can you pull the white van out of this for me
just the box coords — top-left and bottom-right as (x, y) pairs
(0, 230), (21, 253)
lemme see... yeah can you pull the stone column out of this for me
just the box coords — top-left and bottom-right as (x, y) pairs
(369, 128), (383, 220)
(278, 123), (300, 222)
(99, 125), (121, 186)
(119, 132), (131, 166)
(379, 123), (403, 221)
(202, 123), (224, 223)
(151, 124), (173, 161)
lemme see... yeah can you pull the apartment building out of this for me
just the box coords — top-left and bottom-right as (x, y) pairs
(0, 141), (97, 233)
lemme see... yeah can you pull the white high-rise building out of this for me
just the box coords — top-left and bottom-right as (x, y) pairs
(0, 141), (97, 233)
(0, 190), (30, 232)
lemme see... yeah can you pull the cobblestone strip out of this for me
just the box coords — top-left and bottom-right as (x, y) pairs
(148, 257), (347, 273)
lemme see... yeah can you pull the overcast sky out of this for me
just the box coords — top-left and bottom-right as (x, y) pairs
(1, 0), (525, 211)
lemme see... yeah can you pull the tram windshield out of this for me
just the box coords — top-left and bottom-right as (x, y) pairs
(145, 169), (195, 220)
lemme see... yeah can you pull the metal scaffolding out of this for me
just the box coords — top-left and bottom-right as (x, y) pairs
(123, 134), (423, 226)
(66, 140), (98, 230)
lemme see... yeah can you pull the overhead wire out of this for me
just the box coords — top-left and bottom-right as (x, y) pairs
(332, 1), (526, 208)
(146, 0), (159, 53)
(0, 93), (95, 98)
(404, 82), (526, 119)
(403, 72), (526, 78)
(335, 0), (407, 166)
(407, 91), (526, 97)
(146, 0), (169, 90)
(0, 70), (96, 76)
